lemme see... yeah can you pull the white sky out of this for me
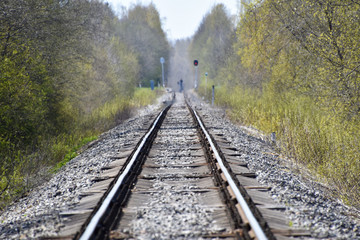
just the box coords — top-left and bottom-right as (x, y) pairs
(105, 0), (239, 40)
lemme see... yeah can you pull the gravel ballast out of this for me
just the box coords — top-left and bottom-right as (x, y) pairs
(0, 95), (169, 239)
(0, 92), (359, 239)
(122, 99), (226, 239)
(188, 92), (360, 239)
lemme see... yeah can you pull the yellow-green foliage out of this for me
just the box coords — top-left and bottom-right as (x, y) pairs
(131, 88), (161, 107)
(205, 0), (360, 208)
(84, 96), (132, 132)
(0, 0), (170, 208)
(197, 78), (215, 103)
(216, 85), (360, 207)
(0, 88), (162, 207)
(79, 87), (161, 142)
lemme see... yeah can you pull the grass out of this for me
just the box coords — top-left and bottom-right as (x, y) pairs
(131, 87), (161, 107)
(51, 136), (98, 173)
(53, 87), (162, 173)
(0, 87), (163, 209)
(214, 85), (360, 208)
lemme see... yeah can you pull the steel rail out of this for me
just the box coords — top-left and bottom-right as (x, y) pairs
(79, 108), (168, 240)
(192, 108), (268, 240)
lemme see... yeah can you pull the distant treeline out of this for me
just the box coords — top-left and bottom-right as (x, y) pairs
(0, 0), (169, 207)
(189, 1), (359, 207)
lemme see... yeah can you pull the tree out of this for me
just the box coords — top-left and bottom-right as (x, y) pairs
(0, 0), (170, 206)
(189, 4), (235, 80)
(269, 0), (360, 117)
(117, 4), (170, 86)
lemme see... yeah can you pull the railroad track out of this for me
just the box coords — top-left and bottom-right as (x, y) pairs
(54, 93), (308, 240)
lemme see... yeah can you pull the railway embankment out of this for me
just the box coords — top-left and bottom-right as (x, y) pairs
(0, 92), (359, 239)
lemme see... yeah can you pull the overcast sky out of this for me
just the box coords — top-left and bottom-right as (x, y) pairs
(105, 0), (239, 40)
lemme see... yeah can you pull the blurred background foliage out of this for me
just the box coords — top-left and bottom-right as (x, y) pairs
(1, 0), (359, 210)
(188, 1), (359, 208)
(0, 0), (169, 207)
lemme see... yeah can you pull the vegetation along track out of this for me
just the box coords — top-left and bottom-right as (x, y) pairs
(54, 93), (307, 240)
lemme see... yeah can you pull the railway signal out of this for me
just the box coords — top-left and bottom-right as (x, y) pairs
(194, 60), (198, 89)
